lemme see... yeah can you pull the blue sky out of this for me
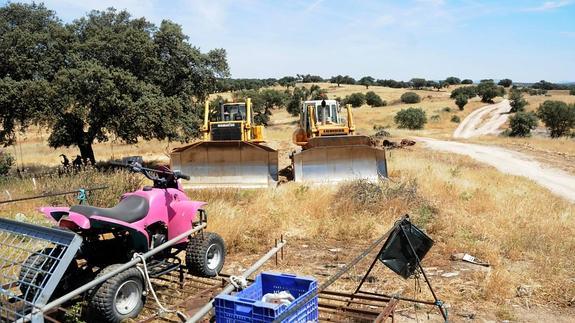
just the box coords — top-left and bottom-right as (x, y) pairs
(4, 0), (575, 82)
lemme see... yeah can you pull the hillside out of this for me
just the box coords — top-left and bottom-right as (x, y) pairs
(3, 83), (575, 321)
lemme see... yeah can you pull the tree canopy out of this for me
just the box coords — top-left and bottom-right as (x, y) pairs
(476, 81), (505, 103)
(537, 100), (575, 138)
(358, 76), (375, 89)
(0, 3), (229, 162)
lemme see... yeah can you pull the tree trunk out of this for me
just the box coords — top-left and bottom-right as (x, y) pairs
(78, 141), (96, 165)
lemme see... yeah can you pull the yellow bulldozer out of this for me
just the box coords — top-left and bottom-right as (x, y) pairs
(291, 99), (387, 184)
(170, 98), (278, 188)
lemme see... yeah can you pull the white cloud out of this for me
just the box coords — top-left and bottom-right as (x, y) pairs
(415, 0), (446, 6)
(523, 0), (573, 12)
(304, 0), (324, 13)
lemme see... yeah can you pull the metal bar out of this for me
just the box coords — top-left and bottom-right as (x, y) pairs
(0, 186), (108, 204)
(36, 223), (207, 316)
(272, 215), (406, 323)
(318, 294), (388, 309)
(321, 290), (392, 303)
(186, 239), (287, 323)
(319, 301), (381, 316)
(355, 290), (436, 306)
(400, 224), (447, 321)
(374, 298), (399, 323)
(319, 307), (374, 322)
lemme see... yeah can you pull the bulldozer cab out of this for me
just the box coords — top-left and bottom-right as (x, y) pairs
(302, 100), (340, 129)
(214, 103), (251, 123)
(300, 100), (352, 139)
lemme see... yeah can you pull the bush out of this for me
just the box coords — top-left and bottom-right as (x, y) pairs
(537, 100), (575, 138)
(445, 77), (461, 85)
(365, 91), (385, 107)
(400, 92), (421, 104)
(498, 79), (513, 87)
(455, 94), (468, 110)
(570, 88), (575, 95)
(528, 89), (548, 96)
(0, 150), (14, 176)
(450, 86), (477, 99)
(509, 89), (528, 113)
(508, 112), (538, 137)
(461, 79), (473, 84)
(450, 115), (461, 123)
(442, 107), (451, 112)
(394, 107), (427, 129)
(430, 115), (440, 122)
(477, 81), (505, 103)
(410, 78), (426, 89)
(344, 92), (366, 107)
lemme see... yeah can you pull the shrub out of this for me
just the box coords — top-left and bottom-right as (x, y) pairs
(0, 150), (14, 176)
(508, 112), (538, 137)
(400, 92), (421, 104)
(570, 88), (575, 95)
(509, 89), (528, 113)
(528, 89), (548, 96)
(410, 78), (426, 89)
(455, 94), (468, 110)
(344, 92), (366, 107)
(365, 91), (385, 107)
(451, 115), (461, 123)
(442, 107), (451, 112)
(445, 77), (461, 85)
(477, 81), (505, 103)
(461, 79), (473, 84)
(373, 125), (391, 137)
(394, 107), (427, 129)
(450, 86), (477, 99)
(537, 100), (575, 138)
(430, 115), (440, 122)
(498, 79), (513, 87)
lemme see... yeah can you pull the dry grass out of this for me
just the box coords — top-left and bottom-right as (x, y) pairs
(2, 83), (575, 319)
(0, 169), (143, 221)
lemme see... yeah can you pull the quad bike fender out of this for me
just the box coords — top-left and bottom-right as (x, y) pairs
(37, 206), (70, 223)
(168, 200), (207, 243)
(89, 216), (150, 252)
(61, 211), (91, 229)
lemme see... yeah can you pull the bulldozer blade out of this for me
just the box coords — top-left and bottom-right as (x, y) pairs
(293, 144), (387, 184)
(171, 141), (278, 189)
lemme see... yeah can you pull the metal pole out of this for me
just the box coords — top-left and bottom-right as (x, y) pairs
(186, 239), (287, 323)
(272, 216), (406, 323)
(0, 186), (108, 204)
(38, 223), (207, 314)
(400, 224), (447, 321)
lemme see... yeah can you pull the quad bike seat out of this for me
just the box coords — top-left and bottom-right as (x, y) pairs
(70, 196), (149, 223)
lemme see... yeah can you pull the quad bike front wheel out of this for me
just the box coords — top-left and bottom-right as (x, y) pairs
(88, 264), (145, 323)
(186, 232), (226, 277)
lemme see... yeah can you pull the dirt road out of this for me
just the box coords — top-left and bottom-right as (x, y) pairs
(453, 99), (511, 138)
(417, 137), (575, 203)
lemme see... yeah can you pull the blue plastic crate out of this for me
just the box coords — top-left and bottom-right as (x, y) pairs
(214, 272), (318, 323)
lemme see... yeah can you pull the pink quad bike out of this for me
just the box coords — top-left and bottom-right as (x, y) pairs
(24, 163), (225, 322)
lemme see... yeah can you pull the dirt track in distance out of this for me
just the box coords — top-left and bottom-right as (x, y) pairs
(453, 99), (511, 138)
(416, 137), (575, 203)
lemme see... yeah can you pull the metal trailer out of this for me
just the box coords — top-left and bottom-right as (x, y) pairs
(0, 218), (82, 323)
(1, 216), (412, 323)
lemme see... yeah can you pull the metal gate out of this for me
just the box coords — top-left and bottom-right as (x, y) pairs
(0, 218), (82, 323)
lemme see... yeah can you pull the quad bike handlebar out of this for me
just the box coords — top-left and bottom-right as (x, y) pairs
(111, 161), (190, 188)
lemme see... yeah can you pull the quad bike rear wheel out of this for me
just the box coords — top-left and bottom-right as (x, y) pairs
(19, 248), (79, 302)
(186, 232), (225, 277)
(88, 264), (145, 323)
